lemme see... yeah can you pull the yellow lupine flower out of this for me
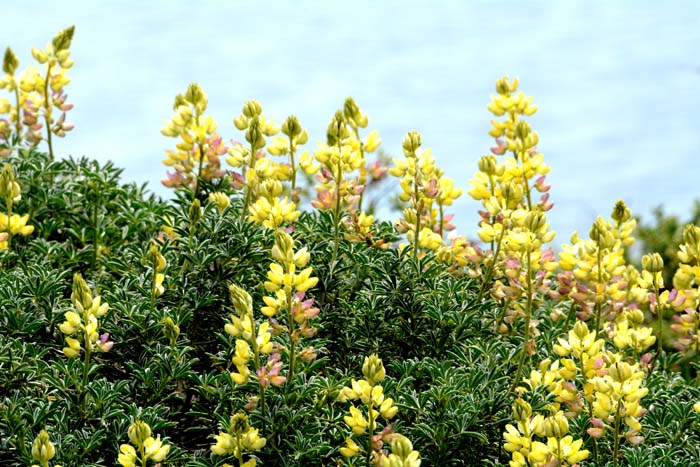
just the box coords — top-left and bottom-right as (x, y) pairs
(0, 213), (34, 236)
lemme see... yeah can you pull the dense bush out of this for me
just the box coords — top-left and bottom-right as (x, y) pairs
(2, 26), (700, 467)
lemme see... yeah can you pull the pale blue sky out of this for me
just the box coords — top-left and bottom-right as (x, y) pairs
(3, 1), (699, 243)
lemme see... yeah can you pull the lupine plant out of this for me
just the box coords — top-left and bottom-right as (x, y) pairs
(5, 29), (700, 467)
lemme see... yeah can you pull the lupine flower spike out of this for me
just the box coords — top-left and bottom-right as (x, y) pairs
(30, 429), (63, 467)
(211, 413), (266, 467)
(161, 83), (226, 196)
(338, 354), (418, 467)
(118, 420), (171, 467)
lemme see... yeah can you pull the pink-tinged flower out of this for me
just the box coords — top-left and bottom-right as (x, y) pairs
(368, 160), (388, 180)
(490, 138), (507, 155)
(311, 190), (334, 210)
(96, 333), (113, 352)
(534, 175), (550, 192)
(257, 353), (286, 387)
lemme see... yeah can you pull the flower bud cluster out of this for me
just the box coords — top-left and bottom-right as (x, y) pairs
(390, 130), (464, 259)
(506, 320), (649, 465)
(147, 239), (166, 297)
(0, 26), (75, 153)
(118, 420), (171, 467)
(59, 273), (113, 358)
(338, 354), (419, 465)
(227, 100), (293, 224)
(503, 399), (588, 467)
(556, 201), (650, 345)
(211, 413), (266, 466)
(30, 429), (63, 467)
(262, 230), (319, 365)
(161, 83), (227, 190)
(224, 284), (277, 386)
(468, 77), (556, 302)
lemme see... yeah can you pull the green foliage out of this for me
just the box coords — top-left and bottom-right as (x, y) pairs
(1, 149), (700, 467)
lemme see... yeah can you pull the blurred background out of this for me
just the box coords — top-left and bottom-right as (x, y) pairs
(3, 0), (698, 246)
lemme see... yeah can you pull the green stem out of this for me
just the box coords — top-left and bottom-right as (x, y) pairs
(240, 143), (256, 223)
(289, 139), (297, 193)
(509, 251), (533, 393)
(412, 159), (421, 265)
(649, 280), (664, 375)
(285, 288), (296, 384)
(139, 443), (147, 467)
(595, 246), (603, 336)
(248, 309), (267, 423)
(235, 432), (245, 467)
(330, 139), (344, 268)
(438, 203), (444, 240)
(477, 222), (507, 302)
(193, 144), (204, 201)
(43, 63), (54, 160)
(82, 345), (91, 392)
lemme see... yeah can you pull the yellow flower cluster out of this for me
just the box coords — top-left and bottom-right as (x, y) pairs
(262, 229), (319, 379)
(0, 162), (34, 249)
(161, 83), (226, 191)
(224, 284), (276, 386)
(556, 201), (657, 358)
(389, 130), (466, 263)
(670, 224), (700, 353)
(337, 354), (416, 464)
(503, 399), (588, 467)
(267, 114), (309, 199)
(0, 26), (75, 157)
(118, 420), (171, 467)
(507, 320), (649, 465)
(30, 429), (63, 467)
(211, 413), (266, 467)
(470, 76), (551, 235)
(59, 273), (113, 358)
(588, 361), (648, 444)
(311, 110), (364, 215)
(380, 435), (421, 467)
(468, 77), (556, 303)
(227, 100), (292, 226)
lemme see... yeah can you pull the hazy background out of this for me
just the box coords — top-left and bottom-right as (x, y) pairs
(3, 1), (698, 244)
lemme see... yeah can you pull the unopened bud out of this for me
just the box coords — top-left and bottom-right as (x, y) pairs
(362, 354), (386, 385)
(188, 198), (202, 226)
(478, 155), (498, 175)
(31, 430), (56, 465)
(3, 47), (19, 75)
(162, 316), (180, 346)
(402, 130), (422, 156)
(128, 420), (152, 448)
(281, 115), (302, 138)
(230, 413), (250, 435)
(611, 200), (632, 224)
(642, 253), (664, 274)
(326, 110), (346, 145)
(242, 100), (262, 118)
(228, 284), (253, 317)
(512, 398), (532, 423)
